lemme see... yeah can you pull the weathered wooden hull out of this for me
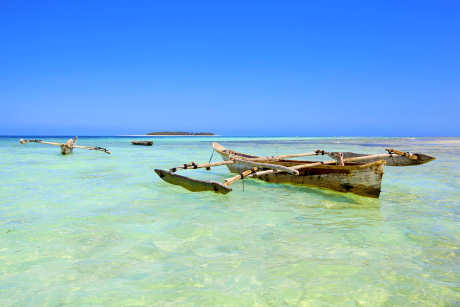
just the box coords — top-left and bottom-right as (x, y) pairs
(327, 152), (435, 166)
(60, 145), (73, 155)
(214, 145), (385, 198)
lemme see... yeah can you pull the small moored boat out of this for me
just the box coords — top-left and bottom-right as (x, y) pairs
(19, 137), (111, 155)
(131, 140), (153, 146)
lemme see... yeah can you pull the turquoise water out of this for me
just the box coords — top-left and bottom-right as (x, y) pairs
(0, 136), (459, 306)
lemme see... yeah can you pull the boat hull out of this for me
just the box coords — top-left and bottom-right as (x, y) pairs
(215, 147), (385, 198)
(131, 141), (153, 146)
(60, 145), (73, 155)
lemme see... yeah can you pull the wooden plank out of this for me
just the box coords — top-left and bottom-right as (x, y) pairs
(231, 158), (299, 175)
(20, 139), (63, 146)
(224, 167), (258, 186)
(170, 160), (235, 171)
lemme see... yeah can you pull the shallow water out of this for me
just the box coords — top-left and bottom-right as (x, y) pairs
(0, 136), (459, 306)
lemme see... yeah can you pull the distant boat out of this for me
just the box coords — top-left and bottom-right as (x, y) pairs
(19, 137), (111, 155)
(131, 140), (153, 146)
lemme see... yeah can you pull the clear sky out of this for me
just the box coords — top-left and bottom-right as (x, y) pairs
(1, 0), (459, 136)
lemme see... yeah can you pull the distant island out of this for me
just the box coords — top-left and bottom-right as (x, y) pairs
(146, 131), (215, 136)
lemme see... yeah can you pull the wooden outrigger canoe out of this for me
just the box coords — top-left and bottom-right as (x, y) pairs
(211, 143), (385, 198)
(154, 143), (435, 198)
(19, 137), (111, 155)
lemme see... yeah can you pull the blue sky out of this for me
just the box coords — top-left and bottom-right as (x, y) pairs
(1, 0), (459, 136)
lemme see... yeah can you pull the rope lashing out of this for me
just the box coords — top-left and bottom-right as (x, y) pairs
(208, 149), (215, 163)
(240, 167), (258, 179)
(337, 153), (344, 166)
(240, 167), (258, 192)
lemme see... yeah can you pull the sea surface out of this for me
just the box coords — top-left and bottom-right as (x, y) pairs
(0, 136), (459, 306)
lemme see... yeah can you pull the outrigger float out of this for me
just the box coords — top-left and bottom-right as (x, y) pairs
(19, 137), (111, 155)
(155, 142), (435, 198)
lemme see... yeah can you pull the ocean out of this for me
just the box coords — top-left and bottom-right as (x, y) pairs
(0, 136), (459, 306)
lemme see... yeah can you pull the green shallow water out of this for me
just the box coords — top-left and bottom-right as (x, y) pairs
(0, 136), (459, 306)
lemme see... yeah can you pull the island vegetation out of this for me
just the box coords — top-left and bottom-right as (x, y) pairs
(147, 131), (215, 136)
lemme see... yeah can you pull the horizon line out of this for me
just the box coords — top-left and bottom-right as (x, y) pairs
(1, 135), (459, 138)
